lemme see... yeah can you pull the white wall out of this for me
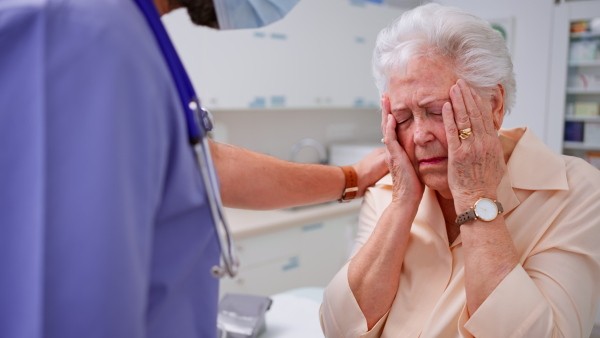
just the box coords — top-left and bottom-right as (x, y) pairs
(166, 1), (558, 157)
(163, 0), (404, 110)
(434, 0), (555, 144)
(163, 0), (404, 160)
(210, 108), (382, 163)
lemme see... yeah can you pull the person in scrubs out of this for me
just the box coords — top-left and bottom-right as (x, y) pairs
(321, 4), (600, 337)
(0, 0), (387, 337)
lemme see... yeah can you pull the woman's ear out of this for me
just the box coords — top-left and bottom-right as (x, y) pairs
(491, 84), (505, 130)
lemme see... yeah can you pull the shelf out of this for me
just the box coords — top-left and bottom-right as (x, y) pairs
(563, 141), (600, 150)
(565, 116), (600, 122)
(567, 88), (600, 95)
(568, 60), (600, 67)
(570, 31), (600, 39)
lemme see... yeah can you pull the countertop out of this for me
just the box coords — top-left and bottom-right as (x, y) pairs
(224, 200), (362, 240)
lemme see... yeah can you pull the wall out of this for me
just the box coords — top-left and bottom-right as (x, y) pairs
(165, 1), (557, 159)
(434, 0), (555, 143)
(162, 0), (404, 161)
(163, 0), (404, 110)
(210, 108), (382, 163)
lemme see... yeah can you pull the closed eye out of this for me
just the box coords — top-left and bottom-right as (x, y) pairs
(395, 112), (413, 124)
(397, 116), (412, 124)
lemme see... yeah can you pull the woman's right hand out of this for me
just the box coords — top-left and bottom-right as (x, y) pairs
(381, 94), (424, 206)
(343, 95), (424, 329)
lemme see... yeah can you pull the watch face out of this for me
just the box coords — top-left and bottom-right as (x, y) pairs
(474, 198), (498, 221)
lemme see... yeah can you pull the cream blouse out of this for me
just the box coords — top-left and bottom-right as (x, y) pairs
(321, 127), (600, 337)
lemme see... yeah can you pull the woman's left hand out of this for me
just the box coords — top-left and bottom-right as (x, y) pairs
(442, 79), (506, 212)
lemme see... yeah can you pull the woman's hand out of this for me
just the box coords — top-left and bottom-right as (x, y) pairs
(442, 79), (506, 212)
(345, 95), (425, 329)
(381, 94), (424, 206)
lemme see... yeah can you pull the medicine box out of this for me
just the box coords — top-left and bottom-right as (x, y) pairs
(569, 74), (600, 90)
(564, 121), (585, 142)
(574, 102), (600, 117)
(584, 122), (600, 145)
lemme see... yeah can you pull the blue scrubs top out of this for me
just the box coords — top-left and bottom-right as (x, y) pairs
(0, 0), (220, 337)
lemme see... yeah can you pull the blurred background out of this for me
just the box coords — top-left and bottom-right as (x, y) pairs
(162, 1), (600, 336)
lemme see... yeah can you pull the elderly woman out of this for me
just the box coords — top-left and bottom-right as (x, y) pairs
(320, 4), (600, 338)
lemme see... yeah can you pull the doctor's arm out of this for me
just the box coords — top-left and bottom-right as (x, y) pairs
(209, 139), (387, 210)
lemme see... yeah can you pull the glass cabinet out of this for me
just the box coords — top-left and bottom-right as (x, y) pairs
(548, 1), (600, 170)
(564, 19), (600, 168)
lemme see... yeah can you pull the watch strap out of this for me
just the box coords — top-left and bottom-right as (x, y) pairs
(496, 201), (504, 213)
(455, 200), (503, 226)
(455, 208), (477, 226)
(338, 166), (358, 203)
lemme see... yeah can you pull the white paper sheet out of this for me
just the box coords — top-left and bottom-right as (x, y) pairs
(261, 289), (325, 338)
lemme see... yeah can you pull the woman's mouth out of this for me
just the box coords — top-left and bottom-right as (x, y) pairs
(419, 157), (447, 165)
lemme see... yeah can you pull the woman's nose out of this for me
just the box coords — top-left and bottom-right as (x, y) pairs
(413, 120), (435, 146)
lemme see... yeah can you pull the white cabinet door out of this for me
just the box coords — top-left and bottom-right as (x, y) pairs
(219, 212), (359, 297)
(221, 254), (306, 296)
(299, 215), (359, 285)
(220, 226), (303, 296)
(162, 0), (404, 110)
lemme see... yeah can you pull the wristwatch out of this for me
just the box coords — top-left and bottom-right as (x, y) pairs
(338, 166), (358, 203)
(455, 198), (503, 226)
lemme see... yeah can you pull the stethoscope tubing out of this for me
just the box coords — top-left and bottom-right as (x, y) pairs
(194, 137), (239, 278)
(133, 0), (239, 279)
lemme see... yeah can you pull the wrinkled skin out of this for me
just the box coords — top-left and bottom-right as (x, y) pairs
(381, 56), (506, 213)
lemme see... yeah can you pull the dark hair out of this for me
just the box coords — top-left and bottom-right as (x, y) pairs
(178, 0), (219, 29)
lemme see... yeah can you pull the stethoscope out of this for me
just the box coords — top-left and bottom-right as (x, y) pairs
(133, 0), (239, 278)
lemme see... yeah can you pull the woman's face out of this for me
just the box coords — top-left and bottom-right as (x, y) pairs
(387, 57), (495, 196)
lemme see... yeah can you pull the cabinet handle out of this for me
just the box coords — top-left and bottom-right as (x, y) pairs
(281, 256), (300, 271)
(302, 223), (324, 232)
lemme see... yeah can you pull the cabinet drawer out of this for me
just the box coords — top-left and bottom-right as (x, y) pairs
(235, 227), (302, 267)
(221, 213), (360, 297)
(220, 254), (306, 297)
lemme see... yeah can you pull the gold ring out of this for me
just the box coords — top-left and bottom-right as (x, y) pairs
(459, 128), (472, 140)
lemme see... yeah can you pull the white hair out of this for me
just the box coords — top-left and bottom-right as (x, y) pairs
(372, 3), (516, 113)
